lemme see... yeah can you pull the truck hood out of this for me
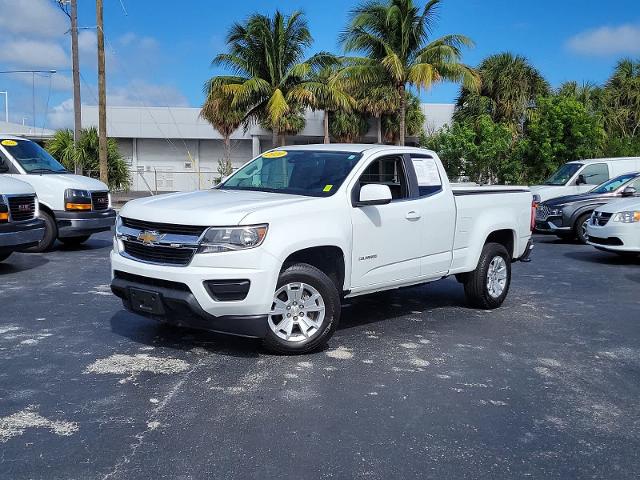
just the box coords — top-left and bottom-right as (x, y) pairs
(18, 173), (109, 192)
(119, 189), (316, 226)
(0, 176), (36, 195)
(595, 197), (640, 214)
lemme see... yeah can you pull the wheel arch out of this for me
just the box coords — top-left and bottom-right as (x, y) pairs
(281, 245), (347, 294)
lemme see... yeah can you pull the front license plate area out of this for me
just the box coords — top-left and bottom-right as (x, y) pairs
(130, 288), (165, 315)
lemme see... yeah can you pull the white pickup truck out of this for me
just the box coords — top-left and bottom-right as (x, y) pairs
(0, 136), (116, 252)
(0, 176), (45, 262)
(111, 145), (534, 353)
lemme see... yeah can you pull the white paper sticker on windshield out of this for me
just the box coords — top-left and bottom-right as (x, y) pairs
(413, 158), (441, 186)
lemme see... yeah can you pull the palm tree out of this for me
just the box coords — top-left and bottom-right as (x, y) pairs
(601, 58), (640, 138)
(382, 92), (425, 143)
(329, 110), (369, 142)
(358, 85), (399, 143)
(454, 52), (549, 128)
(340, 0), (478, 146)
(289, 65), (354, 143)
(200, 87), (245, 177)
(206, 10), (334, 147)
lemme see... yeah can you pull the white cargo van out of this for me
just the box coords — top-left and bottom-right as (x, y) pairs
(531, 157), (640, 202)
(0, 136), (116, 251)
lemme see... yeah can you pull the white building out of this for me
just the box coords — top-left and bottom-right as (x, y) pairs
(82, 104), (454, 192)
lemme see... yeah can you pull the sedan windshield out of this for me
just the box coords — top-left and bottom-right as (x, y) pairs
(590, 173), (638, 194)
(543, 163), (583, 185)
(219, 150), (362, 197)
(1, 139), (67, 174)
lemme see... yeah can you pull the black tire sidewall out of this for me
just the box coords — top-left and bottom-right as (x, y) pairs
(263, 263), (341, 354)
(465, 243), (511, 309)
(574, 213), (592, 244)
(25, 211), (57, 253)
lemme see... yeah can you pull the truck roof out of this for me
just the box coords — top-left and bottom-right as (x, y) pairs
(273, 143), (437, 155)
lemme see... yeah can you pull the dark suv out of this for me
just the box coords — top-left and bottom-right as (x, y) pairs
(535, 172), (640, 243)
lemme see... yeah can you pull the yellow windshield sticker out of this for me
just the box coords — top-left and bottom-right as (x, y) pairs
(262, 150), (287, 159)
(323, 185), (333, 192)
(1, 139), (17, 147)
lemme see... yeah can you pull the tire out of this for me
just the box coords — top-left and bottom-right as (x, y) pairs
(463, 242), (512, 309)
(0, 252), (11, 262)
(23, 211), (57, 253)
(574, 212), (592, 244)
(59, 235), (91, 247)
(263, 263), (341, 354)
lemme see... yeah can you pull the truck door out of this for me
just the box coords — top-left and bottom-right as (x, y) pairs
(409, 154), (456, 277)
(350, 154), (422, 288)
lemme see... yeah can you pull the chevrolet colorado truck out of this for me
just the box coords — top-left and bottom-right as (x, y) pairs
(111, 145), (534, 353)
(0, 136), (116, 252)
(0, 176), (45, 263)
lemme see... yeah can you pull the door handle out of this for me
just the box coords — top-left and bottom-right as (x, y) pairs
(406, 210), (421, 220)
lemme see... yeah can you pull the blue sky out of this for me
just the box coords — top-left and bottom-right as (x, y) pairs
(0, 0), (639, 129)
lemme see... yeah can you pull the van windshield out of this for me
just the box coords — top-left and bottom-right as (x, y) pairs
(590, 173), (637, 193)
(1, 139), (67, 174)
(543, 163), (582, 185)
(219, 150), (362, 197)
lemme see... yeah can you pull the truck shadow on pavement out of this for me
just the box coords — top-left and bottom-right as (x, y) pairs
(55, 238), (112, 252)
(109, 278), (467, 355)
(563, 250), (640, 266)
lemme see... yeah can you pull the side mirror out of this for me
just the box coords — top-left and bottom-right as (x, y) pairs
(576, 174), (587, 186)
(622, 186), (637, 197)
(357, 184), (392, 206)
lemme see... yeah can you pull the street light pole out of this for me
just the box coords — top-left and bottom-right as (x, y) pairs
(0, 92), (8, 122)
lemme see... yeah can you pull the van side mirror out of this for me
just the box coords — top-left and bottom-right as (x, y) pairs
(356, 184), (392, 206)
(576, 174), (587, 186)
(622, 186), (637, 197)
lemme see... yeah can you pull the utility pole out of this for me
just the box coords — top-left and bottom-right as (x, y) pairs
(96, 0), (108, 185)
(70, 0), (82, 174)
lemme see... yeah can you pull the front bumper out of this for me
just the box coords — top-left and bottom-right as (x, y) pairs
(110, 246), (281, 337)
(56, 209), (116, 238)
(0, 218), (46, 252)
(586, 221), (640, 253)
(535, 217), (569, 233)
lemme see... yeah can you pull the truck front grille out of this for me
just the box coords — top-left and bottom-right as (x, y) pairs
(121, 217), (207, 237)
(8, 195), (36, 222)
(122, 240), (196, 266)
(91, 191), (110, 210)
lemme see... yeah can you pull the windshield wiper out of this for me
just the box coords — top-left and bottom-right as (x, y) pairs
(28, 168), (66, 174)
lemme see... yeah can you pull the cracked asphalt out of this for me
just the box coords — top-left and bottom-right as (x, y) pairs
(1, 232), (639, 479)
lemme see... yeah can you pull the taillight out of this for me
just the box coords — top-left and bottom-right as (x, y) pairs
(531, 194), (540, 231)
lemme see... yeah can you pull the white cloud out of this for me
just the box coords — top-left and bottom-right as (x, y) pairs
(567, 24), (640, 56)
(0, 0), (68, 38)
(107, 80), (189, 107)
(47, 97), (74, 129)
(0, 39), (69, 69)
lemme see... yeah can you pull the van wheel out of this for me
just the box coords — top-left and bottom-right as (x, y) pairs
(59, 235), (91, 247)
(463, 242), (511, 309)
(24, 211), (57, 253)
(574, 213), (592, 244)
(263, 263), (341, 354)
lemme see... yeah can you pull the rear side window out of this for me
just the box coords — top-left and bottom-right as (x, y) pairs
(411, 155), (442, 197)
(580, 163), (609, 185)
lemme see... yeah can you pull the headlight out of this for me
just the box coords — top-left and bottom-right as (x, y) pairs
(65, 189), (92, 211)
(611, 211), (640, 223)
(198, 224), (268, 253)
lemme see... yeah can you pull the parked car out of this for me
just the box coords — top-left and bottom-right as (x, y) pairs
(0, 136), (116, 251)
(586, 196), (640, 257)
(531, 157), (640, 202)
(0, 176), (45, 263)
(110, 145), (534, 353)
(535, 172), (640, 243)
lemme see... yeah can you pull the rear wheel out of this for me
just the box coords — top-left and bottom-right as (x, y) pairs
(463, 242), (512, 309)
(24, 211), (57, 253)
(263, 263), (341, 354)
(59, 235), (91, 247)
(574, 212), (592, 244)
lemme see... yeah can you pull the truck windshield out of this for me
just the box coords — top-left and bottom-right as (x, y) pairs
(219, 150), (362, 197)
(1, 139), (67, 174)
(543, 163), (582, 185)
(590, 173), (637, 193)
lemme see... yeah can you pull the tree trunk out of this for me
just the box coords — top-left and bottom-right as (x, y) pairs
(272, 125), (279, 148)
(70, 0), (82, 175)
(323, 110), (330, 144)
(398, 84), (406, 147)
(376, 115), (382, 144)
(96, 0), (108, 185)
(224, 135), (231, 165)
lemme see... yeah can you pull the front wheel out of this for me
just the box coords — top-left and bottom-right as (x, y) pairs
(263, 263), (341, 354)
(463, 242), (512, 309)
(574, 212), (592, 244)
(23, 211), (57, 253)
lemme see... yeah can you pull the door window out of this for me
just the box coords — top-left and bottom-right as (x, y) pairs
(358, 156), (409, 201)
(580, 163), (609, 185)
(411, 155), (442, 197)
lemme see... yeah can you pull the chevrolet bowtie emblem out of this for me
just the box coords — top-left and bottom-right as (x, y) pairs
(137, 230), (165, 245)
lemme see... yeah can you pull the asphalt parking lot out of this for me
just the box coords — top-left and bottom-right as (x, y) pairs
(0, 232), (639, 479)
